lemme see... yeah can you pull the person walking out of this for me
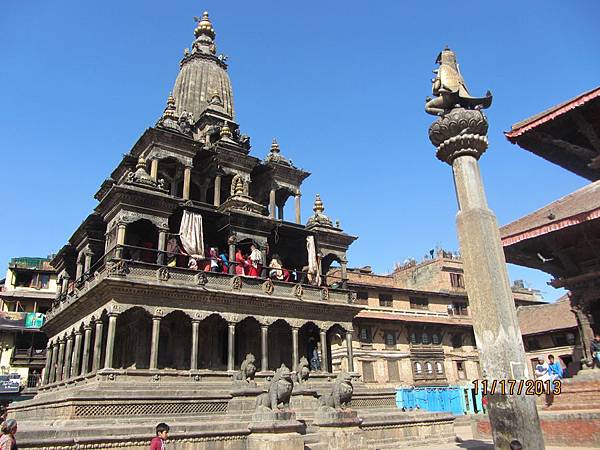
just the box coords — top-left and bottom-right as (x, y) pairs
(150, 422), (169, 450)
(0, 419), (18, 450)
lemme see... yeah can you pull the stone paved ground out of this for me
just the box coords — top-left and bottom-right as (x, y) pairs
(404, 424), (600, 450)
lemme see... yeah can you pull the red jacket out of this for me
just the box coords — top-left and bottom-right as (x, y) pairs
(150, 437), (165, 450)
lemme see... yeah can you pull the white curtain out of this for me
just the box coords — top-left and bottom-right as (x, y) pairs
(306, 236), (321, 285)
(179, 210), (204, 259)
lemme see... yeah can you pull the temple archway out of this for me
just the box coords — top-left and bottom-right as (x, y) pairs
(235, 317), (261, 368)
(268, 319), (292, 370)
(198, 314), (228, 370)
(125, 219), (158, 263)
(327, 324), (346, 373)
(298, 322), (320, 370)
(114, 307), (152, 369)
(158, 311), (191, 370)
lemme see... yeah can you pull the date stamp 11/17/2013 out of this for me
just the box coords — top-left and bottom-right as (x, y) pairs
(472, 379), (561, 396)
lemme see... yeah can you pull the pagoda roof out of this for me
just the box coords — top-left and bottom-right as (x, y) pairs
(516, 295), (577, 336)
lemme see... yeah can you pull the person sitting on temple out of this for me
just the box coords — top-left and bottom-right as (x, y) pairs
(234, 248), (246, 275)
(247, 244), (262, 277)
(209, 247), (220, 273)
(219, 250), (229, 273)
(166, 237), (181, 267)
(268, 254), (289, 281)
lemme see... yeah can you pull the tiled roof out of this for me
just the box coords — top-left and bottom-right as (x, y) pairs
(517, 295), (577, 336)
(356, 310), (472, 327)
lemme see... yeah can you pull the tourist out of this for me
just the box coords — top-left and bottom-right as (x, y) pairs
(0, 419), (17, 450)
(234, 249), (246, 275)
(268, 254), (284, 280)
(509, 440), (523, 450)
(247, 244), (262, 277)
(534, 357), (549, 382)
(591, 334), (600, 368)
(547, 355), (563, 382)
(209, 248), (220, 273)
(218, 250), (229, 273)
(150, 422), (169, 450)
(310, 341), (322, 371)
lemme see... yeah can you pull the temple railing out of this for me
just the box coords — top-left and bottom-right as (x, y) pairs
(48, 245), (356, 321)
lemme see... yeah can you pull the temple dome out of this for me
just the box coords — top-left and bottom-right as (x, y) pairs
(172, 12), (235, 121)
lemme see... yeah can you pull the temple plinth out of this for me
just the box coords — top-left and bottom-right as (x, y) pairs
(426, 48), (545, 450)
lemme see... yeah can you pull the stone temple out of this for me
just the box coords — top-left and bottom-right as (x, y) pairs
(10, 12), (454, 449)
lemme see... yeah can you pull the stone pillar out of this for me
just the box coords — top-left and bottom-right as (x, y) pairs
(104, 314), (118, 369)
(75, 255), (83, 280)
(92, 319), (104, 372)
(63, 336), (73, 379)
(269, 189), (276, 219)
(42, 342), (54, 385)
(150, 159), (158, 181)
(214, 175), (222, 207)
(83, 250), (93, 275)
(320, 330), (329, 373)
(71, 331), (82, 378)
(428, 104), (544, 449)
(56, 339), (66, 381)
(277, 205), (284, 221)
(295, 192), (301, 224)
(228, 241), (236, 275)
(115, 222), (127, 259)
(150, 316), (161, 370)
(157, 228), (167, 265)
(261, 325), (268, 372)
(191, 320), (200, 370)
(61, 275), (70, 295)
(571, 299), (595, 364)
(81, 325), (93, 375)
(50, 341), (59, 383)
(346, 331), (355, 372)
(340, 259), (348, 290)
(183, 165), (192, 200)
(227, 322), (236, 371)
(292, 327), (299, 370)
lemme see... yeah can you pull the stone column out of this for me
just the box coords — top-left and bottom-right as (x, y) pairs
(428, 104), (544, 448)
(295, 192), (301, 224)
(42, 342), (54, 385)
(191, 320), (200, 370)
(50, 341), (59, 383)
(214, 175), (222, 207)
(56, 339), (66, 381)
(104, 314), (118, 369)
(157, 228), (167, 265)
(84, 250), (93, 275)
(340, 258), (348, 290)
(227, 322), (236, 371)
(277, 205), (284, 221)
(183, 166), (192, 200)
(269, 189), (276, 219)
(346, 331), (355, 372)
(261, 325), (268, 372)
(115, 222), (127, 259)
(320, 330), (329, 373)
(75, 257), (83, 280)
(92, 319), (104, 372)
(292, 327), (299, 370)
(571, 298), (594, 364)
(61, 275), (70, 295)
(150, 159), (159, 181)
(81, 325), (93, 375)
(71, 331), (82, 378)
(150, 316), (161, 370)
(63, 336), (73, 379)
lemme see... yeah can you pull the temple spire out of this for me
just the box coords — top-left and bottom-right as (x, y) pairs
(194, 11), (216, 40)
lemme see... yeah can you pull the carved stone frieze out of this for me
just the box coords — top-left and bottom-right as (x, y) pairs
(293, 283), (304, 299)
(106, 260), (129, 277)
(262, 279), (274, 295)
(195, 272), (208, 286)
(320, 287), (330, 302)
(231, 276), (242, 291)
(156, 267), (170, 282)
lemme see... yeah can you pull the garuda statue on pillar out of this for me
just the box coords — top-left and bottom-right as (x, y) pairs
(425, 47), (492, 116)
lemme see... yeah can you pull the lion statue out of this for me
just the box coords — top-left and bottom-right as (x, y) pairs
(235, 353), (257, 383)
(255, 364), (294, 410)
(292, 356), (310, 384)
(319, 371), (353, 410)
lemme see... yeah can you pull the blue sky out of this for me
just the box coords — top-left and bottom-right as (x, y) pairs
(1, 1), (598, 301)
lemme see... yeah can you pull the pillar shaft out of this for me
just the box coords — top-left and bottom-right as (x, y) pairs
(452, 154), (544, 448)
(346, 331), (355, 372)
(76, 261), (83, 280)
(92, 320), (104, 372)
(269, 189), (276, 219)
(150, 317), (161, 370)
(295, 193), (301, 224)
(191, 321), (200, 371)
(157, 229), (167, 265)
(261, 325), (268, 372)
(50, 342), (59, 383)
(340, 261), (348, 289)
(84, 253), (93, 274)
(104, 314), (118, 369)
(115, 224), (126, 259)
(292, 327), (299, 370)
(150, 159), (158, 181)
(227, 323), (235, 371)
(183, 166), (191, 200)
(71, 332), (82, 378)
(81, 326), (92, 375)
(228, 243), (236, 275)
(277, 205), (284, 221)
(320, 330), (328, 373)
(214, 175), (222, 207)
(56, 340), (65, 381)
(42, 343), (53, 385)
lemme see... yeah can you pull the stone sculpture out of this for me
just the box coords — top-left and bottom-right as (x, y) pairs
(292, 356), (310, 384)
(255, 364), (294, 411)
(235, 353), (257, 383)
(424, 47), (492, 116)
(319, 371), (353, 410)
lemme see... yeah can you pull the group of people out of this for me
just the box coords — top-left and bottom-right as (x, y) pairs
(534, 354), (563, 407)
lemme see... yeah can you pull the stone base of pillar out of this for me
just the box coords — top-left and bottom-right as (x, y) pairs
(246, 432), (304, 450)
(314, 407), (362, 427)
(312, 409), (365, 450)
(289, 386), (319, 411)
(248, 409), (305, 450)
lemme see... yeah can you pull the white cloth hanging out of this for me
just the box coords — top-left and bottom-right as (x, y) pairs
(179, 210), (205, 259)
(306, 236), (321, 286)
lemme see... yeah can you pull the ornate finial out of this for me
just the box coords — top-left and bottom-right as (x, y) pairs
(313, 194), (325, 214)
(234, 178), (244, 196)
(270, 139), (280, 154)
(194, 11), (215, 39)
(220, 121), (232, 139)
(162, 93), (176, 119)
(136, 157), (147, 171)
(306, 194), (332, 228)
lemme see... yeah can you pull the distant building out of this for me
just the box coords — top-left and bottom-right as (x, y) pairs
(0, 257), (55, 404)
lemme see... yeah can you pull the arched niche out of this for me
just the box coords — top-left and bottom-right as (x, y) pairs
(158, 310), (192, 370)
(268, 319), (292, 370)
(114, 307), (152, 369)
(197, 314), (228, 370)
